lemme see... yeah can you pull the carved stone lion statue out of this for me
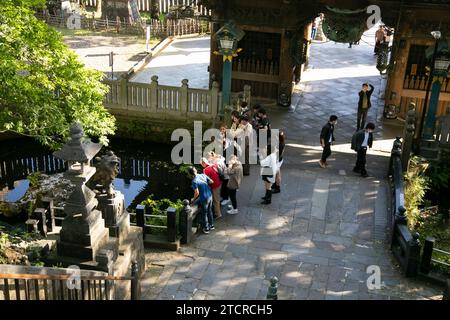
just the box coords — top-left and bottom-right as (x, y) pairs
(89, 151), (120, 197)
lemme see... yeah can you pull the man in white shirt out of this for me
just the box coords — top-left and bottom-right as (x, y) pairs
(352, 123), (375, 177)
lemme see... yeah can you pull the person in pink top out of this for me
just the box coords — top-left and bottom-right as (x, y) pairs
(201, 157), (223, 219)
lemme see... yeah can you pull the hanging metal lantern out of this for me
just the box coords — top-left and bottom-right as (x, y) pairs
(377, 42), (390, 74)
(322, 6), (369, 43)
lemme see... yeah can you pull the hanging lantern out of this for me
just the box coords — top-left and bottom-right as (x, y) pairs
(322, 6), (369, 43)
(377, 42), (390, 74)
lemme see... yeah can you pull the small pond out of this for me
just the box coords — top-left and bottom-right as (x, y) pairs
(0, 137), (192, 215)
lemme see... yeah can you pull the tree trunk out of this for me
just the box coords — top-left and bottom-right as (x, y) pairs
(96, 0), (102, 16)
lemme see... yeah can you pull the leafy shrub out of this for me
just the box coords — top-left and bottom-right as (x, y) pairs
(404, 156), (430, 229)
(404, 156), (450, 277)
(138, 195), (183, 235)
(425, 151), (450, 190)
(415, 206), (450, 276)
(27, 172), (41, 189)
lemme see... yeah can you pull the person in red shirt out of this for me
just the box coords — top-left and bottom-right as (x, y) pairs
(201, 157), (223, 219)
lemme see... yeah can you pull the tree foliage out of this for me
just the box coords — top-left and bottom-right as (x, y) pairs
(404, 156), (430, 229)
(0, 0), (116, 149)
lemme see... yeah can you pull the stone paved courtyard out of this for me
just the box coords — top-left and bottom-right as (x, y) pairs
(130, 36), (210, 89)
(140, 29), (444, 300)
(62, 30), (152, 77)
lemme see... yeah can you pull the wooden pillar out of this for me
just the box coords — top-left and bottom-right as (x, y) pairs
(304, 23), (312, 69)
(209, 22), (222, 89)
(385, 21), (411, 114)
(278, 29), (294, 105)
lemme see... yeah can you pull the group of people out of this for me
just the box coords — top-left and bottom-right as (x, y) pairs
(188, 80), (378, 235)
(319, 82), (377, 177)
(187, 152), (243, 234)
(187, 104), (285, 234)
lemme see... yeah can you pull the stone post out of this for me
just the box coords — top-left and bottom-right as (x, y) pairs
(41, 197), (55, 232)
(120, 77), (128, 110)
(266, 276), (278, 300)
(130, 261), (141, 300)
(180, 79), (189, 116)
(31, 208), (47, 237)
(211, 81), (220, 120)
(420, 236), (435, 274)
(150, 75), (159, 111)
(167, 207), (177, 243)
(402, 103), (416, 170)
(405, 232), (421, 277)
(443, 280), (450, 300)
(180, 200), (192, 245)
(135, 205), (146, 231)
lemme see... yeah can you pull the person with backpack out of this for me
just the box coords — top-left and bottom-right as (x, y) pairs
(201, 157), (222, 220)
(208, 151), (230, 207)
(351, 122), (375, 178)
(226, 155), (243, 215)
(188, 166), (214, 234)
(319, 115), (338, 168)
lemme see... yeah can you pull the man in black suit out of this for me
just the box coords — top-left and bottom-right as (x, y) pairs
(319, 115), (338, 168)
(351, 122), (375, 177)
(357, 83), (374, 131)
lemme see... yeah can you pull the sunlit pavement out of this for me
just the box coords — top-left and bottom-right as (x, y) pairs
(130, 36), (211, 89)
(141, 29), (443, 300)
(64, 34), (148, 77)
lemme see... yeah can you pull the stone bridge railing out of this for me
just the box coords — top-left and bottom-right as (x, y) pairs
(103, 77), (221, 124)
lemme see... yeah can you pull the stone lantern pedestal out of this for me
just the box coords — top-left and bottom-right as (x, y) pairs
(45, 123), (144, 298)
(57, 164), (112, 263)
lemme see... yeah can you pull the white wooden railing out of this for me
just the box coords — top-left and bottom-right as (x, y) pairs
(103, 76), (220, 121)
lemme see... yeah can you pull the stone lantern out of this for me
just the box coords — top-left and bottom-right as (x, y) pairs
(53, 123), (113, 269)
(47, 123), (144, 295)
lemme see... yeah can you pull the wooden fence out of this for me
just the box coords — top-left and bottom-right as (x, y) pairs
(231, 58), (280, 99)
(104, 77), (220, 122)
(0, 263), (140, 300)
(403, 75), (450, 93)
(0, 152), (175, 192)
(74, 0), (211, 16)
(420, 236), (450, 283)
(36, 12), (209, 37)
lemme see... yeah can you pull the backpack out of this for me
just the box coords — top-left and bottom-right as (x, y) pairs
(351, 130), (362, 151)
(214, 163), (226, 181)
